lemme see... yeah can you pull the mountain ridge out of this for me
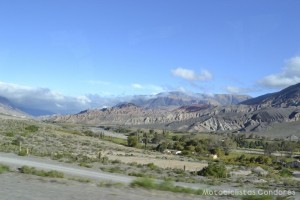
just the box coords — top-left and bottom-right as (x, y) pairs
(49, 83), (300, 135)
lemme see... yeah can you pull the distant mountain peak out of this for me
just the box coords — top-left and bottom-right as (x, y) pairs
(240, 82), (300, 107)
(114, 103), (140, 109)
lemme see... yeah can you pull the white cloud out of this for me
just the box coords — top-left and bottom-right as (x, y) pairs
(132, 83), (143, 89)
(259, 56), (300, 88)
(225, 86), (253, 94)
(131, 83), (166, 95)
(171, 67), (212, 81)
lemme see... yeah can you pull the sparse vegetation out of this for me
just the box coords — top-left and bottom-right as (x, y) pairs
(130, 178), (203, 195)
(0, 117), (299, 196)
(18, 166), (64, 178)
(98, 181), (124, 187)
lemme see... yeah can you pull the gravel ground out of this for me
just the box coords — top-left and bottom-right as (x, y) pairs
(0, 173), (235, 200)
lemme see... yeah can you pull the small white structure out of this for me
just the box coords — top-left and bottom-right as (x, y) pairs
(211, 154), (218, 160)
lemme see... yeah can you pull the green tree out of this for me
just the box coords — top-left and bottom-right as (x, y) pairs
(156, 142), (168, 152)
(263, 142), (278, 156)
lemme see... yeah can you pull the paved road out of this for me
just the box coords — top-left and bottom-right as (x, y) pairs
(0, 152), (134, 183)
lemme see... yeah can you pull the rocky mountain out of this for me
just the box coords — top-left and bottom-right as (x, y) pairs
(49, 83), (300, 135)
(127, 91), (251, 108)
(240, 83), (300, 107)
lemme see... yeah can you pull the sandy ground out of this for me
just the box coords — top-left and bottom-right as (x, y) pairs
(107, 154), (206, 171)
(0, 173), (234, 200)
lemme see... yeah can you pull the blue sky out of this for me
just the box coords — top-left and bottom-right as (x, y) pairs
(0, 0), (300, 113)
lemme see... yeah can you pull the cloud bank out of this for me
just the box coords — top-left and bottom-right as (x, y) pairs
(259, 56), (300, 88)
(171, 67), (212, 81)
(0, 82), (101, 115)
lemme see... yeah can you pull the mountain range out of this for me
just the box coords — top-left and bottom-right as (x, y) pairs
(49, 83), (300, 135)
(0, 92), (251, 116)
(2, 83), (300, 136)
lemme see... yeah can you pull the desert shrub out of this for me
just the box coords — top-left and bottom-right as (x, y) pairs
(5, 132), (14, 137)
(100, 156), (109, 164)
(146, 163), (158, 170)
(128, 162), (138, 166)
(69, 177), (91, 183)
(98, 181), (124, 187)
(12, 137), (24, 146)
(111, 159), (121, 164)
(17, 149), (28, 156)
(25, 125), (39, 132)
(0, 164), (9, 174)
(83, 130), (94, 137)
(279, 168), (293, 177)
(198, 162), (227, 178)
(128, 172), (146, 177)
(79, 162), (92, 168)
(101, 166), (123, 174)
(18, 166), (64, 178)
(127, 136), (138, 147)
(130, 177), (156, 189)
(130, 178), (203, 195)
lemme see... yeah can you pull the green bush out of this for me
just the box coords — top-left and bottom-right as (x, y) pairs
(279, 168), (293, 177)
(5, 132), (14, 137)
(25, 125), (39, 132)
(198, 162), (227, 178)
(127, 136), (138, 147)
(130, 177), (156, 189)
(18, 149), (28, 156)
(0, 164), (10, 174)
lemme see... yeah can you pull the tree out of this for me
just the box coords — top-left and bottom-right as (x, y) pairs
(156, 142), (168, 152)
(127, 136), (138, 147)
(263, 142), (278, 156)
(281, 141), (297, 157)
(142, 133), (148, 149)
(221, 138), (236, 155)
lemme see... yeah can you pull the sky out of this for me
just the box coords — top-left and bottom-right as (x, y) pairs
(1, 0), (300, 113)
